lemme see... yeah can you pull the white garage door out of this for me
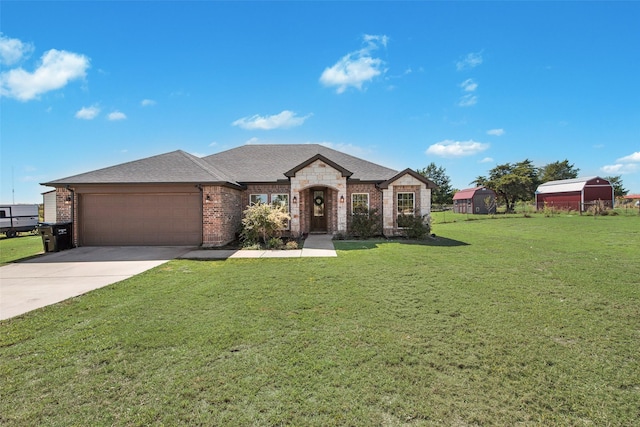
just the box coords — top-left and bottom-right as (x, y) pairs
(81, 193), (202, 246)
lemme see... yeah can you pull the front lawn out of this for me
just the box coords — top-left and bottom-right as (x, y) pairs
(1, 215), (638, 425)
(0, 234), (43, 265)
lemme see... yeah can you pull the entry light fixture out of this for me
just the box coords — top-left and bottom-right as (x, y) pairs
(340, 195), (345, 203)
(292, 196), (298, 204)
(205, 194), (211, 203)
(64, 196), (72, 204)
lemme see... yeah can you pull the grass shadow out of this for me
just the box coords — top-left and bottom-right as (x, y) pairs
(335, 236), (469, 251)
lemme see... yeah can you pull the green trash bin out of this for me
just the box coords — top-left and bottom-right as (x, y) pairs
(38, 224), (56, 252)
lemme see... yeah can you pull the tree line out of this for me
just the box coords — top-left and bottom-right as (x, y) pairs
(417, 160), (628, 212)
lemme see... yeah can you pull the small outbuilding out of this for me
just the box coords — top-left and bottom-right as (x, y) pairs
(42, 190), (57, 223)
(535, 176), (614, 212)
(453, 187), (497, 214)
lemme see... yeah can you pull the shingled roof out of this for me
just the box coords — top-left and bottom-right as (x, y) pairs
(43, 150), (238, 186)
(201, 144), (399, 182)
(43, 144), (401, 187)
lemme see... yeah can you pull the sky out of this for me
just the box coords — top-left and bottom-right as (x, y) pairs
(1, 1), (639, 204)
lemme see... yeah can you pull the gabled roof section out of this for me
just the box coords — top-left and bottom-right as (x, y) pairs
(43, 150), (239, 187)
(536, 176), (609, 194)
(202, 144), (398, 182)
(284, 154), (353, 178)
(378, 168), (438, 189)
(453, 187), (495, 200)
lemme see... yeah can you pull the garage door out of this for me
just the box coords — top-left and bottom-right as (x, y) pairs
(81, 193), (201, 245)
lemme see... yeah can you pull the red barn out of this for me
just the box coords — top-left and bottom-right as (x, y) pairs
(535, 176), (614, 212)
(453, 187), (497, 214)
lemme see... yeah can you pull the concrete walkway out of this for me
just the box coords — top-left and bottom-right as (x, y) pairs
(180, 234), (337, 260)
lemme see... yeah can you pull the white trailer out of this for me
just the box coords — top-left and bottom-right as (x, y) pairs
(0, 204), (39, 238)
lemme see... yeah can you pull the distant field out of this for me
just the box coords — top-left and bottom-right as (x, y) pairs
(1, 215), (638, 425)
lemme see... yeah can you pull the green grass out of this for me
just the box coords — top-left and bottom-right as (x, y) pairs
(0, 234), (43, 265)
(1, 215), (639, 425)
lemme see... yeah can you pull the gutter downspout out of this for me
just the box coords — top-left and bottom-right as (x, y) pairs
(66, 185), (76, 247)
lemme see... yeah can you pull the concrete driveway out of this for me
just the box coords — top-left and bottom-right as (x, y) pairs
(0, 246), (192, 321)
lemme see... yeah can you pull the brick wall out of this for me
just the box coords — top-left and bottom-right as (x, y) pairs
(202, 185), (243, 247)
(55, 187), (77, 246)
(346, 183), (383, 234)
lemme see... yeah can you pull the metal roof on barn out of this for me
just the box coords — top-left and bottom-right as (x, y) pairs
(535, 176), (609, 194)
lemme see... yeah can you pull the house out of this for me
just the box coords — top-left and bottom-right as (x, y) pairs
(535, 176), (614, 212)
(42, 144), (437, 247)
(452, 187), (497, 214)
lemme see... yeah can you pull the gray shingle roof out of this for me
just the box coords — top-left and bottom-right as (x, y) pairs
(43, 150), (236, 186)
(43, 144), (400, 186)
(202, 144), (398, 182)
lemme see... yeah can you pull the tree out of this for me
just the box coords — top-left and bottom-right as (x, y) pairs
(416, 163), (454, 205)
(604, 175), (628, 198)
(476, 159), (539, 212)
(538, 159), (579, 183)
(470, 176), (488, 187)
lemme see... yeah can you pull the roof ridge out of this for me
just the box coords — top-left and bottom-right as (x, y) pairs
(177, 151), (237, 184)
(540, 176), (600, 186)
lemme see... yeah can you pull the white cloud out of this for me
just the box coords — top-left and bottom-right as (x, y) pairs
(458, 94), (477, 107)
(0, 33), (34, 66)
(108, 111), (127, 121)
(459, 78), (477, 92)
(320, 34), (388, 94)
(141, 99), (156, 106)
(245, 137), (260, 145)
(363, 34), (389, 48)
(601, 151), (640, 175)
(480, 157), (494, 163)
(426, 139), (489, 157)
(209, 141), (218, 147)
(617, 151), (640, 163)
(1, 48), (90, 101)
(601, 164), (638, 174)
(75, 105), (100, 120)
(456, 51), (483, 71)
(232, 110), (311, 130)
(487, 128), (505, 136)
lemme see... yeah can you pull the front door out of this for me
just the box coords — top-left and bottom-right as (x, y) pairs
(310, 189), (327, 232)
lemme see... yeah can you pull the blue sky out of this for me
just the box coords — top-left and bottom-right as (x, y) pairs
(2, 1), (639, 204)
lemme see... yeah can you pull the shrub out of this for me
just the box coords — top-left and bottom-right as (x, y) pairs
(397, 213), (431, 239)
(240, 203), (291, 245)
(333, 232), (347, 241)
(285, 240), (299, 250)
(587, 199), (607, 218)
(267, 237), (284, 250)
(349, 207), (382, 239)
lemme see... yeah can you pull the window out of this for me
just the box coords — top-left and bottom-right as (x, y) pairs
(271, 194), (290, 230)
(250, 194), (268, 205)
(397, 192), (415, 215)
(0, 210), (6, 218)
(352, 193), (369, 214)
(271, 194), (289, 210)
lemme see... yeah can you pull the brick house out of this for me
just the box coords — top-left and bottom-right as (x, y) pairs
(43, 144), (436, 247)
